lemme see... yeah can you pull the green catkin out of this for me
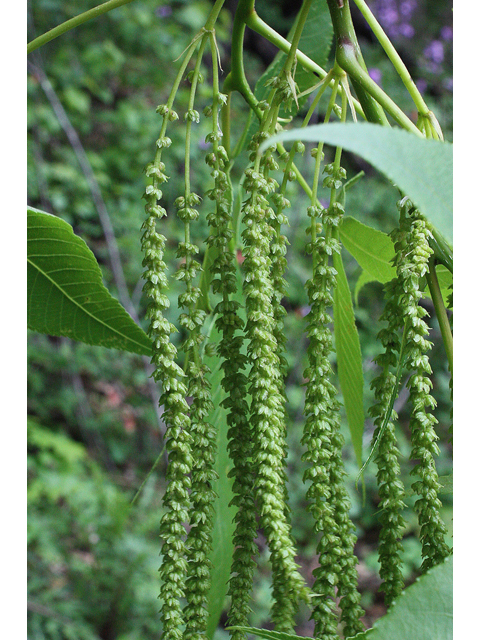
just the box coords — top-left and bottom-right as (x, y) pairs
(142, 109), (193, 640)
(394, 199), (452, 572)
(369, 281), (407, 607)
(322, 129), (365, 637)
(301, 78), (364, 636)
(174, 41), (219, 640)
(183, 361), (217, 640)
(319, 186), (364, 639)
(241, 115), (305, 630)
(268, 166), (293, 552)
(302, 200), (343, 640)
(203, 37), (257, 640)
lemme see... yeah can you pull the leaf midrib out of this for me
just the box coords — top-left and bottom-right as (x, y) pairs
(27, 256), (149, 351)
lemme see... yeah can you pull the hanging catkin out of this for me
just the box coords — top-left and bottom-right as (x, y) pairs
(142, 110), (193, 640)
(302, 200), (344, 640)
(173, 41), (219, 639)
(301, 150), (364, 639)
(241, 115), (306, 630)
(393, 199), (451, 572)
(369, 279), (407, 606)
(203, 37), (257, 640)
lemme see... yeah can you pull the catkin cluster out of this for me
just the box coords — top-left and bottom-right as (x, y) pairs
(140, 16), (451, 640)
(369, 283), (407, 606)
(392, 200), (451, 572)
(241, 148), (306, 631)
(142, 112), (195, 640)
(140, 35), (221, 640)
(204, 86), (257, 638)
(302, 162), (364, 640)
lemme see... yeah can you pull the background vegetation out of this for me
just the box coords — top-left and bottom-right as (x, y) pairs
(27, 1), (453, 638)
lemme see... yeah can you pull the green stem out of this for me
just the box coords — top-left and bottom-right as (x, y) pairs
(283, 0), (314, 75)
(222, 0), (262, 118)
(246, 10), (366, 119)
(130, 445), (165, 506)
(426, 259), (453, 375)
(428, 226), (453, 274)
(311, 77), (339, 204)
(336, 37), (421, 135)
(222, 92), (232, 157)
(27, 0), (136, 53)
(204, 0), (227, 29)
(325, 0), (389, 126)
(352, 0), (431, 118)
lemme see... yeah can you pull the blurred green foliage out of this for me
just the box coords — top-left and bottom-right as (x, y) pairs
(27, 1), (452, 638)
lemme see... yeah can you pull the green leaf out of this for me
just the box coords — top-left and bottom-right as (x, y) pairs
(285, 0), (333, 99)
(333, 249), (364, 469)
(27, 206), (152, 356)
(228, 627), (299, 640)
(261, 123), (453, 243)
(232, 555), (452, 640)
(354, 269), (377, 304)
(351, 556), (452, 639)
(339, 216), (396, 284)
(205, 350), (236, 638)
(341, 219), (452, 305)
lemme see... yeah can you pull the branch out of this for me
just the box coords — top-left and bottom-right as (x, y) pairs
(27, 0), (136, 53)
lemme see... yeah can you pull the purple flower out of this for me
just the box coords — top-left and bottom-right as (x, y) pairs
(156, 6), (172, 18)
(443, 77), (453, 92)
(399, 0), (417, 18)
(416, 78), (427, 94)
(368, 68), (383, 85)
(198, 138), (211, 151)
(399, 23), (415, 38)
(440, 25), (453, 41)
(373, 0), (417, 40)
(424, 40), (444, 65)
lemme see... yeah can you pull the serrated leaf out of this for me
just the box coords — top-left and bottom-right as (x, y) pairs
(261, 123), (453, 243)
(204, 260), (246, 637)
(354, 269), (377, 304)
(232, 556), (452, 640)
(228, 627), (299, 640)
(205, 350), (235, 638)
(339, 216), (396, 284)
(27, 206), (152, 356)
(205, 356), (236, 638)
(333, 249), (364, 469)
(350, 556), (452, 639)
